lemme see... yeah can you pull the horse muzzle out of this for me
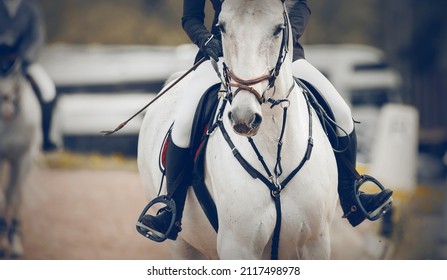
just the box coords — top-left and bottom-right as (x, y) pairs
(228, 109), (262, 137)
(1, 104), (16, 122)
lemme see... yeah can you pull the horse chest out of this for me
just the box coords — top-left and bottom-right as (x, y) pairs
(0, 121), (34, 157)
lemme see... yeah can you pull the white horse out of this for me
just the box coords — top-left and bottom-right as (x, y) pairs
(138, 0), (338, 259)
(0, 58), (41, 258)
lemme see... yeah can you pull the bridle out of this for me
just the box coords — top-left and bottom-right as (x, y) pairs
(222, 0), (290, 105)
(0, 60), (21, 121)
(209, 1), (316, 260)
(0, 84), (20, 121)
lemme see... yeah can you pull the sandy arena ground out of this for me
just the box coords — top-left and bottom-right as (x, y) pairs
(2, 152), (445, 260)
(19, 159), (171, 260)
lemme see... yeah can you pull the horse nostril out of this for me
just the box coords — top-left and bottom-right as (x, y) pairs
(228, 111), (234, 123)
(250, 113), (262, 129)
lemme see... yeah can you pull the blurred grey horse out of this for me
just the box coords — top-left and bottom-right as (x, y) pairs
(0, 58), (41, 258)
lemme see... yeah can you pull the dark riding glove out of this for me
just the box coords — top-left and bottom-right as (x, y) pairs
(198, 34), (223, 62)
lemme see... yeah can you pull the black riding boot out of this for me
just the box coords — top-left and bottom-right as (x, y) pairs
(336, 130), (393, 227)
(26, 73), (57, 151)
(41, 99), (57, 151)
(139, 135), (193, 240)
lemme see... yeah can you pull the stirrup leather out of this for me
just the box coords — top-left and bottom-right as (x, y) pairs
(135, 195), (177, 242)
(344, 175), (393, 221)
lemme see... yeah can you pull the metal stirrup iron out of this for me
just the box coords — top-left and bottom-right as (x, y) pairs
(135, 195), (177, 242)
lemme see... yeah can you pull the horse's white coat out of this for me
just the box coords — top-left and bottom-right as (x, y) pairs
(138, 0), (337, 259)
(0, 63), (41, 258)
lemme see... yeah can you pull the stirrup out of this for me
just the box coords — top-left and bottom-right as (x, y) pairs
(135, 195), (177, 242)
(354, 175), (393, 221)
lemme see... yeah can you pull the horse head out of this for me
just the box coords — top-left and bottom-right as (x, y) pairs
(220, 0), (293, 137)
(0, 59), (21, 121)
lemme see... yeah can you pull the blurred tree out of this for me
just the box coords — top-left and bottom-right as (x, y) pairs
(142, 0), (163, 11)
(377, 0), (447, 132)
(305, 0), (378, 45)
(407, 0), (447, 73)
(40, 0), (188, 45)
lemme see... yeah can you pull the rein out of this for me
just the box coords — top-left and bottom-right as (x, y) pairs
(209, 79), (314, 260)
(101, 57), (207, 136)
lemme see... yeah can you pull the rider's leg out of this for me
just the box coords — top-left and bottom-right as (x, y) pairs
(139, 60), (222, 240)
(24, 64), (57, 151)
(292, 59), (392, 227)
(292, 59), (353, 135)
(140, 133), (192, 240)
(335, 128), (393, 226)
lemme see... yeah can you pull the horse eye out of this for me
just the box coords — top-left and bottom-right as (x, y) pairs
(273, 24), (285, 36)
(217, 22), (226, 34)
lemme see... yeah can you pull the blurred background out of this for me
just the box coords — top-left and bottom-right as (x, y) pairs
(40, 0), (447, 162)
(1, 0), (446, 260)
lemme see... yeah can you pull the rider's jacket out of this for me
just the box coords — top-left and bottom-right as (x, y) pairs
(0, 0), (44, 65)
(182, 0), (311, 62)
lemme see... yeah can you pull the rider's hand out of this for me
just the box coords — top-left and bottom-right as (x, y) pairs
(198, 34), (223, 62)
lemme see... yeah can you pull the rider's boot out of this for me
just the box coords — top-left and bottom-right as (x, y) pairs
(41, 99), (57, 151)
(139, 135), (193, 240)
(335, 129), (393, 227)
(26, 74), (57, 151)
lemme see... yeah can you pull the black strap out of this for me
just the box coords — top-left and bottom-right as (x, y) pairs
(217, 120), (275, 188)
(216, 82), (314, 260)
(280, 86), (314, 187)
(340, 153), (362, 181)
(218, 88), (313, 192)
(271, 194), (282, 260)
